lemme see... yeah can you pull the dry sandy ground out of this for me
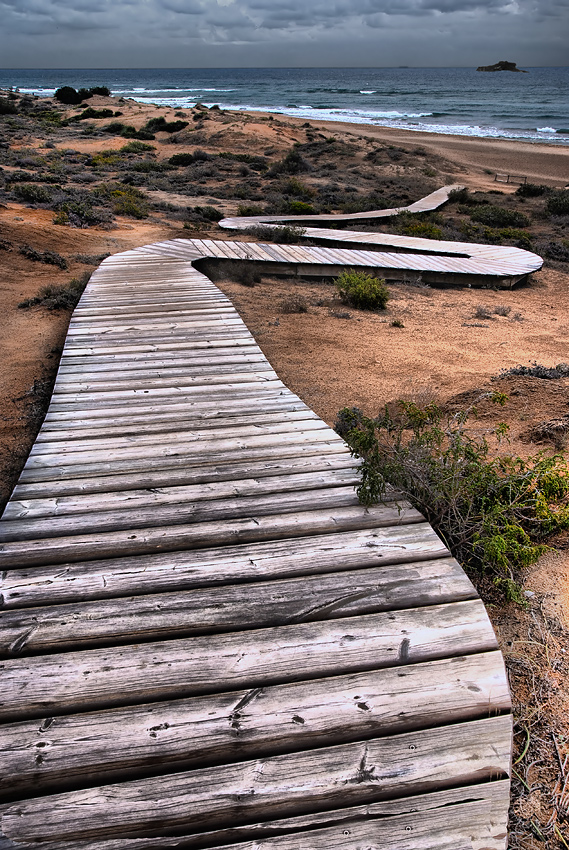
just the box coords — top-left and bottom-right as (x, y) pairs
(1, 94), (569, 846)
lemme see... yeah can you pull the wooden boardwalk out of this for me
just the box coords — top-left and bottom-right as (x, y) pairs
(219, 185), (543, 287)
(0, 240), (512, 848)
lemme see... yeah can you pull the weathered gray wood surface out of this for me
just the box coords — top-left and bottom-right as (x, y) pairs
(0, 240), (512, 848)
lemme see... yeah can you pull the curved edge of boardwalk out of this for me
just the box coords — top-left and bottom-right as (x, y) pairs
(0, 236), (512, 849)
(219, 184), (543, 287)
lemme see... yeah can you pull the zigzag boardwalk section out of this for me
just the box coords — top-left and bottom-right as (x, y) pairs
(0, 245), (512, 849)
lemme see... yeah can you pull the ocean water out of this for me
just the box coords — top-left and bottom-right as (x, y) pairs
(1, 67), (568, 145)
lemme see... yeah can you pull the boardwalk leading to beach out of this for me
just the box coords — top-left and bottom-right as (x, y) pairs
(0, 204), (515, 848)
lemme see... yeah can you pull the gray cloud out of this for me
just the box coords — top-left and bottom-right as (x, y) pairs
(0, 0), (567, 66)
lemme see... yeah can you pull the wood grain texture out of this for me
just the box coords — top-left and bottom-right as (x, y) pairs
(0, 716), (512, 843)
(0, 653), (509, 797)
(0, 560), (477, 655)
(0, 527), (449, 608)
(0, 600), (498, 721)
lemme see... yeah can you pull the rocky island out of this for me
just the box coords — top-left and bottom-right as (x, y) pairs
(477, 60), (527, 72)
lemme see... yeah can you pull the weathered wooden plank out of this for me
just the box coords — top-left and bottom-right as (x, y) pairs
(52, 364), (277, 393)
(10, 446), (352, 498)
(3, 467), (357, 521)
(0, 600), (498, 720)
(34, 407), (317, 443)
(0, 654), (509, 796)
(16, 432), (346, 483)
(27, 419), (328, 461)
(0, 781), (511, 849)
(55, 351), (267, 375)
(0, 716), (512, 843)
(0, 501), (424, 567)
(3, 467), (359, 521)
(58, 337), (256, 358)
(0, 485), (364, 541)
(40, 388), (305, 424)
(46, 376), (286, 409)
(0, 526), (449, 608)
(0, 558), (478, 654)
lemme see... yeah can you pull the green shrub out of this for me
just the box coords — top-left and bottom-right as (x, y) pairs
(132, 160), (168, 173)
(336, 402), (569, 600)
(271, 225), (307, 244)
(102, 122), (154, 140)
(237, 204), (264, 216)
(469, 204), (530, 228)
(270, 148), (310, 176)
(120, 141), (156, 153)
(54, 86), (86, 105)
(282, 177), (315, 198)
(145, 116), (189, 133)
(335, 269), (389, 311)
(193, 205), (223, 222)
(94, 183), (149, 218)
(286, 200), (316, 214)
(19, 244), (67, 269)
(169, 152), (195, 166)
(515, 183), (549, 198)
(102, 121), (126, 134)
(499, 362), (569, 380)
(545, 190), (569, 217)
(402, 221), (443, 239)
(0, 97), (18, 115)
(13, 183), (52, 203)
(54, 85), (109, 104)
(76, 107), (114, 120)
(19, 272), (90, 310)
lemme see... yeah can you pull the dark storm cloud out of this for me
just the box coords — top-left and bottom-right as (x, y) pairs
(1, 0), (567, 67)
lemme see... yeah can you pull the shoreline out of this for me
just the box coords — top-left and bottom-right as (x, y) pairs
(266, 111), (569, 188)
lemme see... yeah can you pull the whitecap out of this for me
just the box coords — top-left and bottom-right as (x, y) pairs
(360, 90), (377, 94)
(537, 126), (556, 133)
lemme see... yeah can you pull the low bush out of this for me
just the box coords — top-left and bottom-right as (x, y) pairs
(132, 160), (169, 173)
(94, 183), (149, 218)
(335, 269), (389, 311)
(545, 190), (569, 217)
(269, 148), (310, 176)
(13, 183), (52, 203)
(280, 294), (308, 314)
(271, 225), (307, 244)
(19, 244), (67, 269)
(145, 116), (189, 133)
(0, 97), (18, 115)
(543, 241), (569, 263)
(192, 205), (223, 222)
(54, 85), (110, 105)
(169, 152), (195, 167)
(515, 183), (549, 198)
(499, 362), (569, 380)
(286, 200), (316, 214)
(469, 204), (530, 228)
(19, 272), (91, 310)
(120, 141), (156, 154)
(102, 122), (155, 141)
(401, 220), (443, 239)
(75, 107), (114, 120)
(237, 204), (265, 216)
(335, 401), (569, 600)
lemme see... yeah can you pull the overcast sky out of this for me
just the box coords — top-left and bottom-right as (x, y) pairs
(1, 0), (567, 68)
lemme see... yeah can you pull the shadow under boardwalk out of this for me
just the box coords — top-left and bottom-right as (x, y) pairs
(0, 244), (511, 850)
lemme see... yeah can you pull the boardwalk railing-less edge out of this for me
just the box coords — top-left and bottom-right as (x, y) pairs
(0, 189), (517, 849)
